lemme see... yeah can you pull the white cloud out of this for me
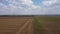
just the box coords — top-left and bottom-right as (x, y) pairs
(0, 0), (60, 15)
(44, 0), (60, 14)
(0, 0), (41, 15)
(42, 0), (58, 7)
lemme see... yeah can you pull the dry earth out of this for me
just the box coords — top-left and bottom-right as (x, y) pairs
(40, 21), (60, 34)
(0, 16), (34, 34)
(38, 17), (60, 34)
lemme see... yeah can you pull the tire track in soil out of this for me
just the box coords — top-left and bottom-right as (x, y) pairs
(19, 20), (31, 34)
(15, 19), (29, 31)
(20, 19), (34, 34)
(16, 19), (32, 34)
(27, 19), (34, 34)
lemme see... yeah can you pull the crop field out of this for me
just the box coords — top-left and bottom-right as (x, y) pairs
(0, 16), (60, 34)
(0, 16), (34, 34)
(36, 16), (60, 34)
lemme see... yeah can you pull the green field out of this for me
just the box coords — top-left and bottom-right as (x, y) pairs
(38, 16), (60, 22)
(34, 16), (60, 34)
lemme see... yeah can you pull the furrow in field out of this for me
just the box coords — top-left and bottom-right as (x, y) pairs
(0, 19), (28, 32)
(0, 17), (31, 34)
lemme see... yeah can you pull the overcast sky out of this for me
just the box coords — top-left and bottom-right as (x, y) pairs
(0, 0), (60, 15)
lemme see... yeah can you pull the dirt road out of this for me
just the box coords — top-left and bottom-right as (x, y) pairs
(16, 18), (34, 34)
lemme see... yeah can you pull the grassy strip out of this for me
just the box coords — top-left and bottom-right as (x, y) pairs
(34, 17), (42, 29)
(34, 17), (43, 34)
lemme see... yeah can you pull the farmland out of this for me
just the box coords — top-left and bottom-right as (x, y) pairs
(0, 16), (60, 34)
(36, 16), (60, 34)
(0, 16), (34, 34)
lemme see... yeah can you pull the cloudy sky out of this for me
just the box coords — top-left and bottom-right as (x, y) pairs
(0, 0), (60, 15)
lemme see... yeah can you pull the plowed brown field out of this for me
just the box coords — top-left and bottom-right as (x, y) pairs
(0, 16), (34, 34)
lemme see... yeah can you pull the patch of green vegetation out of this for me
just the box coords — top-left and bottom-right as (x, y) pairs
(34, 16), (60, 34)
(34, 17), (42, 29)
(34, 17), (44, 34)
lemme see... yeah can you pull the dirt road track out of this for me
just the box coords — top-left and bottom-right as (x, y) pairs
(16, 19), (34, 34)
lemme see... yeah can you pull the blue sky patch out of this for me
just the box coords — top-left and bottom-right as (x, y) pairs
(32, 0), (44, 6)
(32, 0), (48, 6)
(1, 0), (9, 5)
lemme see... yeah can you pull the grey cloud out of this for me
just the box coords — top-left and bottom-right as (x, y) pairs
(46, 0), (60, 14)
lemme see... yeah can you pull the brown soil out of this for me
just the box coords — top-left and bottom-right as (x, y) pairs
(40, 21), (60, 34)
(0, 17), (34, 34)
(17, 18), (34, 34)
